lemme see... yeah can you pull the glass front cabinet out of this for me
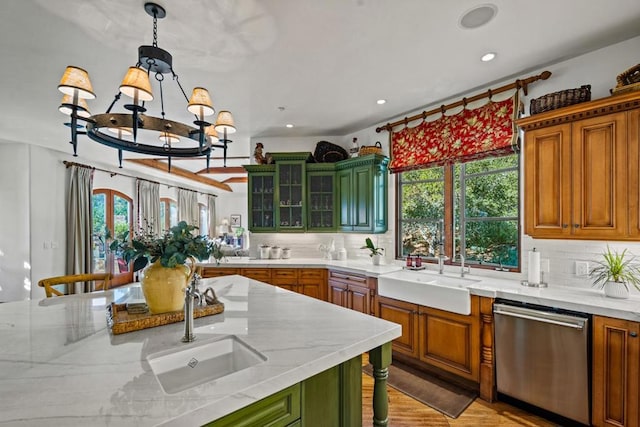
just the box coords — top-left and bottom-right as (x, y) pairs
(307, 163), (337, 232)
(245, 164), (276, 231)
(276, 153), (310, 231)
(245, 152), (388, 234)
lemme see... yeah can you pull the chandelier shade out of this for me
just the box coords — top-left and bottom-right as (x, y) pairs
(187, 87), (215, 119)
(56, 2), (235, 172)
(59, 94), (91, 118)
(58, 66), (96, 100)
(214, 110), (236, 134)
(119, 66), (154, 102)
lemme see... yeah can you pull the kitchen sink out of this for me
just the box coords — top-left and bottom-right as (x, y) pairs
(377, 270), (480, 315)
(146, 335), (266, 394)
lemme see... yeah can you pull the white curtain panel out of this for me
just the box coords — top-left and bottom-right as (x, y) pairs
(66, 165), (93, 290)
(207, 194), (217, 238)
(136, 179), (160, 236)
(178, 188), (198, 227)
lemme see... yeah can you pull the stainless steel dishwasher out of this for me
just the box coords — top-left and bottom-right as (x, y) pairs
(494, 301), (590, 425)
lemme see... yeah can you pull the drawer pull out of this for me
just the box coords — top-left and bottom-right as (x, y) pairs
(630, 331), (638, 338)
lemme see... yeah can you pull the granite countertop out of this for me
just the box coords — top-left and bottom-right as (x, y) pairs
(0, 275), (401, 427)
(200, 258), (640, 321)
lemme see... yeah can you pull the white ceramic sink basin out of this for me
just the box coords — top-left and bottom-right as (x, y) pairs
(377, 270), (480, 315)
(147, 335), (266, 394)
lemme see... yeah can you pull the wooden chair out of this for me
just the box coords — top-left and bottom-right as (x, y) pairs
(37, 273), (112, 298)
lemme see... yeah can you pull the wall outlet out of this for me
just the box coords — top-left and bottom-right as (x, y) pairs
(575, 261), (589, 277)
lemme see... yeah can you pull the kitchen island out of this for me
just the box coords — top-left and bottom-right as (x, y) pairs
(0, 275), (401, 426)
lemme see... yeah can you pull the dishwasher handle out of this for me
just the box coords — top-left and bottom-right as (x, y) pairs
(494, 307), (586, 330)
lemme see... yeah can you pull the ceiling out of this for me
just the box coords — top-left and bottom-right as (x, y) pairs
(2, 0), (640, 192)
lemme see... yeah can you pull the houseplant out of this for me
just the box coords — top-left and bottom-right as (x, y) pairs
(590, 246), (640, 299)
(110, 221), (214, 313)
(361, 237), (384, 265)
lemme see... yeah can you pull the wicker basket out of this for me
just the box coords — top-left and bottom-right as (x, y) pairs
(530, 85), (591, 115)
(359, 141), (383, 156)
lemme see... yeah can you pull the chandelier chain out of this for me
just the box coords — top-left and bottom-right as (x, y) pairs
(152, 12), (158, 48)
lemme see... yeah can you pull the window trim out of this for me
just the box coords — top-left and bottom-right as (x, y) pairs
(160, 197), (177, 231)
(93, 188), (134, 286)
(395, 155), (521, 272)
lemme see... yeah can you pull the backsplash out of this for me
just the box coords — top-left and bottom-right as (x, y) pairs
(247, 232), (395, 263)
(247, 232), (640, 296)
(523, 236), (640, 296)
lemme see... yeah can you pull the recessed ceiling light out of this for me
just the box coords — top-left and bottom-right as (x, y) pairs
(376, 99), (386, 105)
(459, 4), (498, 29)
(481, 52), (496, 62)
(286, 124), (294, 128)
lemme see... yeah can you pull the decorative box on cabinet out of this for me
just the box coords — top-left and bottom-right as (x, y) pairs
(592, 316), (640, 427)
(517, 91), (640, 240)
(336, 154), (389, 234)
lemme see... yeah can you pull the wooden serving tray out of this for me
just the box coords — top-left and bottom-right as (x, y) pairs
(107, 301), (224, 335)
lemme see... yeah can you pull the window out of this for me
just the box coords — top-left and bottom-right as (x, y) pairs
(160, 198), (177, 231)
(92, 189), (133, 285)
(397, 153), (520, 270)
(198, 203), (208, 236)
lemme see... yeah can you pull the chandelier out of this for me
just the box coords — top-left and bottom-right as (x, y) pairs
(56, 2), (235, 171)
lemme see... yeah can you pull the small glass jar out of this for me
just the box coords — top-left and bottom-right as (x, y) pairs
(406, 255), (413, 267)
(415, 255), (422, 267)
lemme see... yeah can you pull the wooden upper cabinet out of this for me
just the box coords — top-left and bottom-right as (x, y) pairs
(524, 123), (571, 238)
(628, 109), (640, 237)
(518, 91), (640, 240)
(571, 113), (627, 238)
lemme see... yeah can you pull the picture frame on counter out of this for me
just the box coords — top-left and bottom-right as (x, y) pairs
(230, 214), (241, 227)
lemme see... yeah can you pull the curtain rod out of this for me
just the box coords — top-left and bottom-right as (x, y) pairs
(63, 160), (218, 198)
(375, 70), (552, 133)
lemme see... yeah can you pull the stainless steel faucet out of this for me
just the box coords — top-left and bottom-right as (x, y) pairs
(438, 253), (447, 274)
(182, 274), (202, 343)
(460, 255), (471, 277)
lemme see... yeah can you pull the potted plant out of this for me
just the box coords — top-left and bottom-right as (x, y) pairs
(590, 246), (640, 299)
(110, 221), (214, 313)
(361, 237), (384, 265)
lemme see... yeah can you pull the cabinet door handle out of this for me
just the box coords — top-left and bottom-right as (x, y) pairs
(562, 224), (568, 229)
(573, 224), (580, 228)
(630, 331), (638, 338)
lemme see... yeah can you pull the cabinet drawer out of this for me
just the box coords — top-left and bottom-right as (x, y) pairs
(328, 269), (367, 286)
(206, 383), (300, 427)
(299, 268), (325, 281)
(272, 269), (298, 280)
(240, 268), (272, 283)
(198, 267), (239, 278)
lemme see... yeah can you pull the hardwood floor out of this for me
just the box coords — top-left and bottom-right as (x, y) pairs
(361, 361), (557, 426)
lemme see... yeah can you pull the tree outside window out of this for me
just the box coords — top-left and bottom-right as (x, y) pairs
(397, 153), (520, 270)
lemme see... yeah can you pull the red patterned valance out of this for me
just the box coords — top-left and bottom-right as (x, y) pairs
(389, 93), (520, 173)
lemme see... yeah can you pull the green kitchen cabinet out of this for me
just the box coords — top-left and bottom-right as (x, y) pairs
(336, 154), (389, 233)
(245, 152), (388, 234)
(206, 355), (364, 427)
(306, 162), (337, 232)
(273, 152), (312, 232)
(245, 164), (276, 231)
